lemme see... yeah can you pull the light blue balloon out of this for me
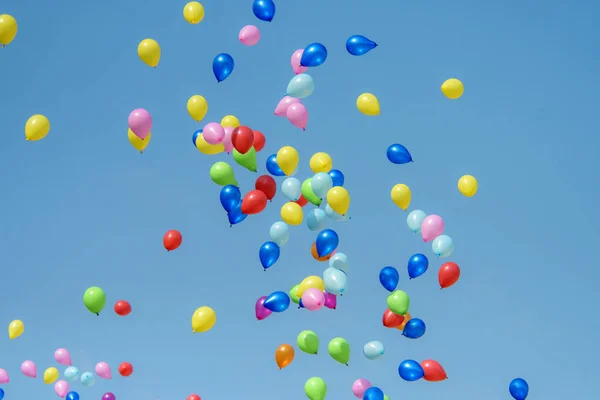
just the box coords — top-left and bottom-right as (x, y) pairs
(325, 204), (349, 222)
(286, 73), (314, 98)
(80, 372), (95, 387)
(269, 221), (289, 246)
(323, 267), (347, 295)
(311, 172), (333, 198)
(328, 252), (348, 271)
(306, 209), (327, 231)
(363, 340), (385, 360)
(432, 235), (454, 257)
(281, 177), (301, 201)
(406, 210), (427, 233)
(64, 366), (80, 381)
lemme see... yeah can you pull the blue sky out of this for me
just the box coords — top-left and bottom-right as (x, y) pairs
(1, 0), (599, 399)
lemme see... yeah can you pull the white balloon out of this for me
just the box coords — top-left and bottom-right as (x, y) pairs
(281, 177), (301, 201)
(323, 267), (347, 295)
(406, 210), (427, 233)
(363, 340), (385, 360)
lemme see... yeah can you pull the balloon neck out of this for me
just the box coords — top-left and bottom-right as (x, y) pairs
(230, 224), (233, 227)
(440, 287), (443, 290)
(345, 363), (349, 367)
(96, 313), (100, 316)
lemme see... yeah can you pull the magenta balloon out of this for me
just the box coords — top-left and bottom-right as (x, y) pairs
(352, 378), (372, 398)
(255, 296), (272, 320)
(421, 214), (444, 242)
(324, 292), (337, 309)
(128, 108), (152, 139)
(301, 288), (325, 311)
(102, 392), (116, 400)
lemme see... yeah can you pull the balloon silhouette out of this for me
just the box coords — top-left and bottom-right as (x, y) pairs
(407, 253), (429, 279)
(386, 144), (413, 164)
(509, 378), (529, 400)
(402, 318), (426, 339)
(300, 43), (328, 67)
(220, 185), (241, 213)
(252, 0), (276, 22)
(398, 360), (424, 381)
(346, 35), (377, 56)
(259, 241), (280, 270)
(379, 266), (399, 292)
(264, 291), (290, 312)
(315, 229), (339, 257)
(212, 53), (235, 82)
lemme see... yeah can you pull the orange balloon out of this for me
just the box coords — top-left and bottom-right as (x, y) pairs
(311, 243), (333, 261)
(397, 312), (412, 331)
(275, 344), (295, 369)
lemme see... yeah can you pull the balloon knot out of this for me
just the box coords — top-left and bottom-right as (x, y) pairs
(96, 313), (100, 316)
(345, 364), (349, 367)
(440, 287), (443, 290)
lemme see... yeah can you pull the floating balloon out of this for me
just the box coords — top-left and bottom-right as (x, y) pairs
(407, 210), (427, 233)
(302, 178), (321, 206)
(325, 204), (349, 222)
(287, 74), (314, 98)
(195, 131), (224, 154)
(64, 367), (79, 381)
(297, 276), (325, 297)
(329, 252), (348, 271)
(275, 96), (301, 116)
(311, 242), (333, 262)
(259, 241), (280, 270)
(44, 367), (59, 384)
(137, 39), (161, 67)
(241, 190), (267, 214)
(306, 209), (327, 231)
(102, 394), (116, 400)
(328, 337), (350, 365)
(66, 392), (79, 400)
(438, 262), (460, 289)
(346, 35), (377, 56)
(252, 0), (276, 22)
(239, 25), (260, 46)
(300, 43), (328, 67)
(297, 330), (319, 354)
(281, 202), (303, 225)
(282, 177), (302, 201)
(327, 187), (350, 215)
(323, 267), (347, 295)
(255, 296), (272, 320)
(21, 360), (37, 378)
(302, 288), (325, 311)
(233, 146), (258, 171)
(387, 144), (413, 164)
(95, 362), (111, 380)
(441, 78), (464, 99)
(352, 378), (372, 399)
(127, 129), (151, 153)
(403, 318), (426, 339)
(191, 306), (216, 333)
(55, 380), (69, 398)
(382, 308), (405, 328)
(231, 126), (254, 154)
(118, 362), (133, 377)
(8, 319), (24, 339)
(183, 2), (205, 24)
(275, 344), (295, 369)
(289, 285), (301, 304)
(324, 292), (337, 309)
(398, 360), (424, 381)
(83, 286), (106, 315)
(390, 184), (411, 210)
(213, 53), (235, 82)
(379, 266), (399, 292)
(210, 162), (238, 186)
(432, 235), (454, 257)
(163, 230), (182, 251)
(264, 291), (290, 312)
(397, 312), (411, 331)
(421, 360), (447, 382)
(221, 115), (240, 128)
(0, 14), (18, 47)
(309, 152), (332, 173)
(458, 174), (478, 197)
(421, 215), (444, 242)
(220, 185), (242, 213)
(128, 108), (152, 139)
(202, 122), (225, 145)
(356, 93), (380, 116)
(290, 49), (308, 74)
(305, 377), (327, 400)
(387, 290), (410, 315)
(266, 154), (285, 176)
(509, 378), (529, 400)
(363, 340), (385, 360)
(227, 201), (247, 226)
(407, 253), (429, 279)
(277, 146), (299, 176)
(0, 368), (8, 383)
(187, 95), (208, 122)
(80, 372), (95, 387)
(287, 103), (308, 130)
(222, 126), (234, 153)
(315, 229), (339, 257)
(311, 172), (333, 198)
(187, 395), (200, 400)
(328, 169), (344, 186)
(363, 387), (384, 400)
(269, 221), (289, 246)
(252, 130), (265, 151)
(54, 349), (72, 366)
(295, 195), (308, 207)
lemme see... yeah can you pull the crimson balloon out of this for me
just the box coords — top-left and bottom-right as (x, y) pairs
(187, 395), (201, 400)
(421, 360), (447, 382)
(295, 194), (308, 207)
(438, 262), (460, 289)
(118, 362), (133, 377)
(163, 230), (182, 251)
(252, 130), (266, 152)
(255, 175), (276, 200)
(241, 190), (268, 214)
(382, 308), (405, 328)
(114, 300), (131, 316)
(231, 126), (254, 154)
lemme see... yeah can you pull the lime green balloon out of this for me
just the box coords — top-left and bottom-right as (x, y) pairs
(304, 377), (327, 400)
(83, 286), (106, 315)
(327, 337), (350, 365)
(210, 161), (238, 186)
(290, 284), (300, 304)
(233, 147), (257, 172)
(387, 290), (410, 315)
(302, 178), (321, 205)
(384, 395), (390, 400)
(297, 330), (319, 355)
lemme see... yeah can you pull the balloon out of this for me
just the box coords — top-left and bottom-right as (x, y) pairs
(346, 35), (377, 56)
(21, 360), (37, 378)
(94, 362), (111, 380)
(287, 74), (315, 98)
(221, 115), (240, 128)
(306, 209), (327, 231)
(363, 340), (385, 360)
(0, 14), (18, 47)
(327, 187), (350, 215)
(264, 291), (290, 312)
(311, 242), (332, 262)
(187, 395), (200, 400)
(187, 95), (208, 122)
(300, 43), (328, 67)
(275, 96), (301, 116)
(328, 169), (344, 186)
(202, 122), (225, 145)
(276, 146), (299, 176)
(300, 179), (320, 206)
(421, 360), (447, 382)
(231, 126), (255, 154)
(291, 49), (308, 74)
(255, 296), (272, 320)
(241, 190), (267, 214)
(282, 177), (302, 200)
(302, 288), (325, 311)
(305, 377), (327, 400)
(163, 230), (182, 251)
(316, 229), (339, 257)
(295, 195), (309, 207)
(252, 0), (276, 22)
(210, 162), (238, 186)
(390, 184), (411, 210)
(297, 330), (319, 354)
(63, 367), (79, 381)
(275, 344), (295, 369)
(55, 380), (69, 398)
(311, 173), (333, 198)
(438, 262), (460, 289)
(220, 126), (233, 152)
(356, 93), (380, 116)
(8, 319), (24, 339)
(23, 114), (51, 141)
(324, 292), (337, 309)
(239, 25), (260, 46)
(54, 348), (72, 366)
(266, 154), (285, 176)
(309, 152), (332, 173)
(379, 266), (399, 292)
(432, 235), (454, 257)
(297, 276), (325, 297)
(363, 387), (384, 400)
(407, 210), (427, 233)
(127, 128), (151, 153)
(269, 221), (289, 246)
(220, 185), (242, 213)
(259, 241), (280, 270)
(0, 368), (8, 383)
(80, 372), (95, 387)
(387, 290), (410, 315)
(509, 378), (529, 400)
(252, 130), (266, 151)
(397, 312), (412, 331)
(113, 299), (132, 316)
(382, 308), (405, 328)
(403, 318), (426, 339)
(66, 392), (79, 400)
(328, 337), (350, 365)
(323, 267), (347, 295)
(352, 379), (372, 399)
(128, 108), (152, 139)
(407, 253), (429, 279)
(118, 362), (133, 377)
(387, 144), (413, 164)
(227, 201), (247, 226)
(289, 285), (301, 304)
(441, 78), (464, 99)
(137, 39), (161, 67)
(281, 202), (303, 225)
(83, 286), (106, 315)
(195, 131), (224, 154)
(458, 174), (478, 197)
(183, 2), (205, 24)
(213, 53), (235, 82)
(287, 103), (308, 130)
(325, 203), (349, 222)
(421, 214), (444, 242)
(329, 252), (348, 271)
(398, 360), (424, 381)
(44, 367), (59, 384)
(191, 306), (216, 333)
(102, 393), (116, 400)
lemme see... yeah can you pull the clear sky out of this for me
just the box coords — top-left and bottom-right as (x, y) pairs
(1, 0), (599, 399)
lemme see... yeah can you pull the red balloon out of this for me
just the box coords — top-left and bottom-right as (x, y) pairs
(241, 190), (268, 214)
(295, 194), (308, 207)
(231, 126), (254, 154)
(186, 395), (201, 400)
(382, 308), (405, 328)
(163, 230), (182, 251)
(438, 262), (460, 289)
(421, 360), (447, 382)
(252, 130), (266, 152)
(118, 362), (133, 377)
(114, 300), (132, 316)
(255, 175), (276, 200)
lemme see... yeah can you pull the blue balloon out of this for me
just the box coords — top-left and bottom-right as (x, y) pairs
(379, 266), (399, 292)
(328, 169), (344, 187)
(398, 359), (425, 381)
(509, 378), (529, 400)
(66, 392), (80, 400)
(300, 43), (328, 67)
(407, 253), (429, 279)
(252, 0), (276, 22)
(315, 229), (339, 257)
(346, 35), (378, 56)
(220, 185), (241, 213)
(264, 291), (290, 312)
(298, 298), (305, 308)
(212, 53), (234, 82)
(363, 387), (384, 400)
(227, 201), (247, 226)
(259, 241), (280, 270)
(387, 143), (413, 164)
(0, 388), (4, 400)
(266, 154), (285, 176)
(402, 318), (426, 339)
(192, 129), (202, 146)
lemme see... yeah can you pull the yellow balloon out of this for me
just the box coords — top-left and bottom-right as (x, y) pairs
(127, 129), (151, 153)
(296, 276), (325, 297)
(391, 184), (411, 211)
(280, 202), (303, 225)
(25, 114), (50, 141)
(195, 133), (224, 155)
(43, 367), (59, 384)
(441, 78), (464, 99)
(326, 187), (350, 215)
(458, 175), (478, 197)
(220, 115), (240, 128)
(276, 146), (299, 176)
(0, 14), (18, 47)
(138, 38), (161, 68)
(183, 2), (205, 24)
(309, 152), (332, 173)
(356, 93), (380, 116)
(191, 306), (216, 333)
(187, 95), (208, 122)
(8, 319), (24, 339)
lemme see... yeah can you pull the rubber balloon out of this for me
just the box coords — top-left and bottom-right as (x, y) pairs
(183, 2), (205, 24)
(421, 215), (444, 242)
(281, 202), (303, 225)
(269, 221), (289, 246)
(387, 290), (410, 315)
(275, 96), (301, 116)
(231, 126), (254, 154)
(346, 35), (377, 56)
(329, 252), (348, 271)
(137, 38), (160, 67)
(289, 285), (300, 304)
(44, 367), (59, 384)
(391, 184), (411, 210)
(323, 267), (347, 295)
(290, 49), (308, 74)
(379, 266), (399, 292)
(295, 195), (308, 207)
(80, 372), (95, 387)
(287, 103), (308, 130)
(432, 235), (454, 258)
(128, 108), (152, 139)
(311, 173), (333, 198)
(195, 131), (224, 155)
(213, 53), (234, 82)
(302, 288), (325, 311)
(187, 95), (208, 122)
(509, 378), (529, 400)
(287, 74), (314, 98)
(324, 292), (336, 309)
(328, 337), (350, 365)
(118, 362), (133, 377)
(328, 169), (344, 186)
(421, 360), (447, 382)
(352, 378), (371, 399)
(438, 262), (460, 289)
(239, 25), (260, 46)
(163, 230), (182, 251)
(398, 360), (424, 381)
(255, 296), (272, 320)
(309, 152), (332, 173)
(55, 380), (69, 398)
(0, 368), (9, 383)
(54, 348), (72, 366)
(306, 209), (327, 231)
(407, 210), (427, 233)
(8, 320), (24, 339)
(397, 312), (411, 331)
(325, 204), (349, 221)
(297, 330), (319, 354)
(441, 78), (464, 99)
(300, 43), (328, 67)
(191, 306), (216, 332)
(363, 340), (385, 360)
(114, 300), (132, 317)
(327, 187), (350, 215)
(458, 174), (478, 197)
(241, 190), (267, 214)
(25, 114), (50, 141)
(356, 93), (380, 116)
(266, 154), (285, 176)
(127, 129), (151, 153)
(382, 308), (405, 328)
(403, 318), (426, 339)
(83, 286), (106, 315)
(316, 229), (339, 257)
(228, 201), (247, 226)
(0, 14), (18, 47)
(259, 241), (280, 270)
(221, 115), (240, 128)
(363, 387), (384, 400)
(252, 130), (265, 151)
(311, 242), (332, 262)
(210, 162), (238, 186)
(297, 276), (325, 297)
(64, 367), (79, 381)
(387, 144), (413, 164)
(66, 392), (79, 400)
(102, 393), (115, 400)
(252, 0), (276, 22)
(407, 253), (429, 279)
(276, 146), (299, 176)
(302, 178), (321, 206)
(282, 177), (302, 201)
(263, 291), (290, 312)
(275, 344), (295, 369)
(220, 185), (242, 213)
(21, 360), (36, 378)
(305, 377), (327, 400)
(187, 395), (200, 400)
(95, 362), (111, 380)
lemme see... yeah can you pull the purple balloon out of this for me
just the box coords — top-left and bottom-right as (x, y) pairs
(324, 292), (337, 309)
(255, 296), (272, 320)
(102, 393), (116, 400)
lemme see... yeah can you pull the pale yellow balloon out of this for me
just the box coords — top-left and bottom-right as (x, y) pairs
(191, 306), (216, 333)
(276, 146), (299, 176)
(25, 114), (50, 141)
(309, 152), (332, 173)
(441, 78), (464, 99)
(127, 129), (151, 153)
(195, 133), (225, 155)
(458, 175), (478, 197)
(187, 95), (208, 122)
(391, 184), (411, 211)
(138, 38), (161, 68)
(8, 319), (24, 339)
(281, 202), (303, 225)
(43, 367), (59, 384)
(296, 276), (325, 297)
(0, 14), (18, 47)
(220, 115), (240, 128)
(183, 2), (205, 24)
(356, 93), (380, 116)
(326, 187), (350, 215)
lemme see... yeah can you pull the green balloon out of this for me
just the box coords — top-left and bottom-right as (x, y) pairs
(304, 377), (327, 400)
(302, 178), (321, 206)
(297, 330), (319, 355)
(387, 290), (410, 315)
(83, 286), (106, 315)
(327, 337), (350, 365)
(384, 396), (390, 400)
(233, 147), (257, 172)
(290, 284), (300, 304)
(210, 162), (238, 186)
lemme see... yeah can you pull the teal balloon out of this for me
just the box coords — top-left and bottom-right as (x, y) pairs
(325, 204), (349, 221)
(281, 177), (302, 201)
(362, 340), (385, 360)
(306, 209), (327, 231)
(311, 172), (333, 198)
(286, 73), (314, 98)
(328, 252), (348, 271)
(323, 267), (347, 295)
(80, 372), (95, 387)
(406, 210), (426, 233)
(64, 366), (80, 382)
(432, 235), (454, 258)
(269, 221), (289, 246)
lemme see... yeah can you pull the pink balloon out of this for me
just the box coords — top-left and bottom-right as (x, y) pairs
(128, 108), (152, 139)
(21, 360), (36, 378)
(421, 214), (444, 242)
(222, 126), (234, 153)
(324, 292), (337, 309)
(291, 49), (308, 75)
(95, 362), (112, 380)
(255, 296), (272, 320)
(203, 122), (225, 145)
(0, 368), (9, 383)
(302, 288), (325, 311)
(274, 96), (301, 117)
(286, 103), (308, 130)
(54, 380), (69, 398)
(54, 348), (72, 366)
(352, 378), (372, 399)
(239, 25), (261, 46)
